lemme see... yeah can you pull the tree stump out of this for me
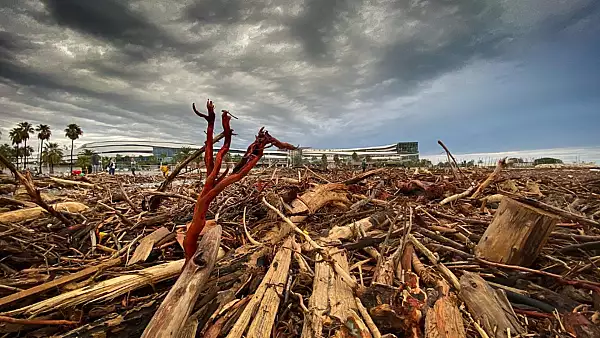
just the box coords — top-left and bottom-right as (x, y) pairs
(475, 196), (559, 266)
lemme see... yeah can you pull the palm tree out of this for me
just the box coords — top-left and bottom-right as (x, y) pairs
(43, 143), (63, 174)
(36, 124), (51, 173)
(9, 128), (22, 169)
(17, 122), (34, 168)
(64, 124), (83, 173)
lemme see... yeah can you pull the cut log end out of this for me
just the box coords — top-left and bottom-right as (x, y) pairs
(475, 196), (559, 267)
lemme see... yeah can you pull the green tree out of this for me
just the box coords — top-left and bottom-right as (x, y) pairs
(17, 122), (34, 168)
(333, 154), (341, 167)
(9, 128), (23, 169)
(77, 149), (94, 173)
(533, 157), (563, 165)
(36, 124), (51, 173)
(321, 154), (328, 170)
(174, 147), (194, 163)
(64, 124), (83, 173)
(365, 155), (372, 163)
(42, 143), (63, 174)
(0, 144), (13, 172)
(351, 152), (359, 162)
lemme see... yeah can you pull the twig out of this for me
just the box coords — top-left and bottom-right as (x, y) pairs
(97, 202), (135, 228)
(303, 165), (331, 183)
(471, 158), (507, 199)
(145, 191), (197, 203)
(475, 258), (600, 290)
(409, 234), (461, 290)
(355, 297), (382, 338)
(118, 180), (139, 213)
(0, 315), (78, 326)
(242, 206), (263, 246)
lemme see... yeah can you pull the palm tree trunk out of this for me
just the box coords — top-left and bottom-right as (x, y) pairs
(15, 145), (19, 170)
(70, 139), (74, 173)
(39, 140), (42, 174)
(23, 139), (27, 169)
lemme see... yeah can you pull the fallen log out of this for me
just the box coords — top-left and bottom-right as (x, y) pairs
(49, 177), (102, 190)
(459, 272), (524, 338)
(226, 236), (295, 338)
(0, 258), (121, 310)
(6, 259), (185, 317)
(0, 154), (74, 226)
(141, 224), (221, 338)
(0, 201), (88, 224)
(475, 196), (559, 266)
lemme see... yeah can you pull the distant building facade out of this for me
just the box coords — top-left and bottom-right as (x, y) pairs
(76, 140), (419, 166)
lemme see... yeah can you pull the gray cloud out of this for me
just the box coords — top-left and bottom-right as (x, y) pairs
(0, 0), (598, 153)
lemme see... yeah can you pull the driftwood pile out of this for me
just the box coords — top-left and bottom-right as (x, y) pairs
(0, 163), (599, 337)
(1, 100), (599, 337)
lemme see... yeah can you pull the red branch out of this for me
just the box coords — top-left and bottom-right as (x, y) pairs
(184, 101), (295, 262)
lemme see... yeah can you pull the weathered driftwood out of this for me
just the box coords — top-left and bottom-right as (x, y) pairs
(49, 177), (102, 190)
(226, 236), (294, 338)
(0, 154), (74, 225)
(475, 196), (559, 266)
(301, 245), (369, 337)
(141, 224), (221, 338)
(471, 158), (506, 199)
(0, 201), (88, 224)
(127, 227), (171, 266)
(327, 211), (390, 241)
(459, 272), (524, 338)
(6, 260), (185, 317)
(0, 258), (121, 310)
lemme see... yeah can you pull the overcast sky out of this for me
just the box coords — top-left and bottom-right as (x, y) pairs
(1, 0), (599, 156)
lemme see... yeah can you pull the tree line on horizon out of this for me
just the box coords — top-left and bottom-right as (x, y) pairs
(0, 122), (83, 174)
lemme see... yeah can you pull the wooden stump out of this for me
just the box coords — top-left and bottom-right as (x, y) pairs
(475, 196), (559, 266)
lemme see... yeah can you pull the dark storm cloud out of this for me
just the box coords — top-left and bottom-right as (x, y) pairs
(1, 0), (598, 155)
(39, 0), (174, 49)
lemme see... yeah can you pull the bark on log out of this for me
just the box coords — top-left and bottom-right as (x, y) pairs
(459, 272), (524, 338)
(424, 295), (466, 338)
(0, 202), (88, 224)
(475, 196), (559, 266)
(141, 224), (221, 338)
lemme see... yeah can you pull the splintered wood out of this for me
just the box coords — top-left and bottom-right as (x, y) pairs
(302, 245), (370, 338)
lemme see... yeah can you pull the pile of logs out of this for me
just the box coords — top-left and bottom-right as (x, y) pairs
(1, 102), (600, 338)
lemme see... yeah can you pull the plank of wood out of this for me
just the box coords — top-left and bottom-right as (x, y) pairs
(0, 258), (120, 310)
(127, 227), (171, 266)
